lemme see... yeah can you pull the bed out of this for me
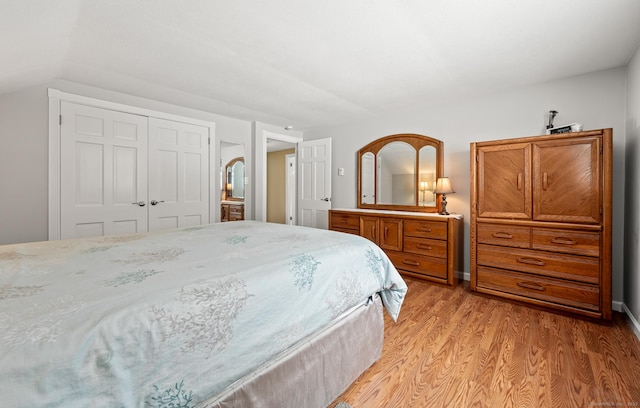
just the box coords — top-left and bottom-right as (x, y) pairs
(0, 221), (407, 407)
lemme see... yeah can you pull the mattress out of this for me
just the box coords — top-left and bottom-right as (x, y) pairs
(0, 221), (406, 407)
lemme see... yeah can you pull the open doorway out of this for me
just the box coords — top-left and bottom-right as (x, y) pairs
(266, 139), (295, 224)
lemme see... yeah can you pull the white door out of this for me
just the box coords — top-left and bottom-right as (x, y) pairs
(298, 138), (332, 229)
(148, 118), (210, 231)
(60, 101), (148, 239)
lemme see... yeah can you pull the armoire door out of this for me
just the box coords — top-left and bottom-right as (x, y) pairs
(60, 101), (149, 239)
(533, 137), (601, 223)
(148, 118), (210, 231)
(477, 143), (531, 219)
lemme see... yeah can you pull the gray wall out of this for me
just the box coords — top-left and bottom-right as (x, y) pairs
(305, 67), (628, 307)
(625, 45), (640, 330)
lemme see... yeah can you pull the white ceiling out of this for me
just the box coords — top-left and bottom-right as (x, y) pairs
(2, 0), (640, 130)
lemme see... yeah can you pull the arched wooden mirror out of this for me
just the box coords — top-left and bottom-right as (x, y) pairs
(224, 157), (245, 201)
(357, 134), (444, 212)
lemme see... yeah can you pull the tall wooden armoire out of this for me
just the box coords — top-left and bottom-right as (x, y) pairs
(470, 129), (612, 320)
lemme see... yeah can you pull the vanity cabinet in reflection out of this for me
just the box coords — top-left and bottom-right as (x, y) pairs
(330, 209), (462, 286)
(221, 202), (244, 222)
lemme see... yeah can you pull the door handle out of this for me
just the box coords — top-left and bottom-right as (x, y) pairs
(132, 201), (146, 207)
(150, 200), (165, 206)
(320, 197), (331, 202)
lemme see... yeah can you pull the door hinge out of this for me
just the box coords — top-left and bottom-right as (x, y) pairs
(600, 206), (603, 215)
(59, 115), (62, 125)
(208, 136), (211, 145)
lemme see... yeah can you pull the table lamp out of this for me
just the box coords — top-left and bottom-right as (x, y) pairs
(434, 177), (454, 215)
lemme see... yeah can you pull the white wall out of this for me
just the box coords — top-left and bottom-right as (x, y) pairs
(0, 80), (253, 245)
(305, 67), (628, 305)
(624, 45), (640, 332)
(0, 86), (49, 244)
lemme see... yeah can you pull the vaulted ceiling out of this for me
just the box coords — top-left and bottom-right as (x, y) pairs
(2, 1), (640, 130)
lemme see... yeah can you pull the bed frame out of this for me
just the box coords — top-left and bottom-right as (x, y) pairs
(203, 295), (384, 407)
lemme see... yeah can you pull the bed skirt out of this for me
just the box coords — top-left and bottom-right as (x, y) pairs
(202, 295), (384, 408)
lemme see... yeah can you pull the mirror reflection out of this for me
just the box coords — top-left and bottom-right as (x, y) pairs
(361, 152), (375, 204)
(220, 141), (244, 202)
(377, 142), (415, 205)
(357, 134), (443, 212)
(419, 146), (437, 206)
(224, 157), (244, 200)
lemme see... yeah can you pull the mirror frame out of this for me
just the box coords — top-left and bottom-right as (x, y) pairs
(224, 156), (245, 201)
(357, 133), (444, 213)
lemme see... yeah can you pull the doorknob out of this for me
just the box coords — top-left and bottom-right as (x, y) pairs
(150, 200), (165, 206)
(320, 197), (331, 202)
(132, 201), (146, 207)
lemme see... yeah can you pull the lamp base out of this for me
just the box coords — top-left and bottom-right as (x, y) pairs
(439, 195), (449, 215)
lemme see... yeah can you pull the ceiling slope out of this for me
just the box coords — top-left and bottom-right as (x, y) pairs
(2, 0), (640, 129)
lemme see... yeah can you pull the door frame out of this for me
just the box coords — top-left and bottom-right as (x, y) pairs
(48, 89), (216, 240)
(253, 122), (303, 222)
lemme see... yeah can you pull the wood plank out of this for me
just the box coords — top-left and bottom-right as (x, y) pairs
(333, 278), (640, 407)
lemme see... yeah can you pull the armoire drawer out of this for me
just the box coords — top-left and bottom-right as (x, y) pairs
(477, 223), (531, 248)
(404, 236), (447, 259)
(476, 266), (600, 312)
(477, 244), (599, 284)
(386, 250), (447, 279)
(532, 228), (600, 257)
(330, 212), (360, 231)
(403, 219), (447, 240)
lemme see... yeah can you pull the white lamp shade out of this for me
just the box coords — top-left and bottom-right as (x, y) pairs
(434, 177), (455, 194)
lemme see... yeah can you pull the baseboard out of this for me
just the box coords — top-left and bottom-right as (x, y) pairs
(612, 300), (624, 313)
(457, 271), (470, 281)
(622, 303), (640, 341)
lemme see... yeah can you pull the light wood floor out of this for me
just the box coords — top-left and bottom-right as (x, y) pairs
(334, 277), (640, 408)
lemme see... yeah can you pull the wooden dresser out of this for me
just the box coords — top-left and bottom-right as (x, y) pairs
(330, 209), (463, 286)
(470, 129), (612, 320)
(221, 202), (244, 222)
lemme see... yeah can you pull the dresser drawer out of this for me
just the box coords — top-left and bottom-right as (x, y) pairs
(404, 236), (447, 259)
(532, 228), (600, 257)
(403, 219), (447, 240)
(477, 266), (600, 312)
(386, 250), (447, 279)
(330, 212), (360, 231)
(477, 244), (599, 284)
(477, 223), (531, 248)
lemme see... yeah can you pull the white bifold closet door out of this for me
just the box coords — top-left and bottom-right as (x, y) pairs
(60, 101), (209, 239)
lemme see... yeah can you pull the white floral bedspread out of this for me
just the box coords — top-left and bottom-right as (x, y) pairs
(0, 221), (406, 407)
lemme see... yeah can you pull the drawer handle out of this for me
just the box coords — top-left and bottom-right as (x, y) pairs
(384, 227), (388, 240)
(516, 257), (546, 266)
(492, 232), (513, 239)
(402, 259), (420, 266)
(517, 281), (546, 291)
(416, 227), (433, 233)
(551, 237), (577, 245)
(416, 244), (432, 250)
(517, 173), (523, 191)
(543, 172), (549, 191)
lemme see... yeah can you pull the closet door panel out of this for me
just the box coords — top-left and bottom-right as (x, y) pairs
(148, 118), (209, 231)
(60, 101), (148, 239)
